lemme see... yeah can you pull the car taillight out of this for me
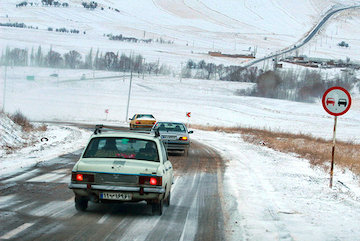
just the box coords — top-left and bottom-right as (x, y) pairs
(139, 176), (162, 186)
(150, 177), (157, 185)
(136, 121), (140, 124)
(76, 174), (83, 181)
(71, 172), (94, 182)
(179, 136), (188, 141)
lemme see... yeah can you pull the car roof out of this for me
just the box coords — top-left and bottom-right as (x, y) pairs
(156, 122), (185, 125)
(90, 131), (159, 141)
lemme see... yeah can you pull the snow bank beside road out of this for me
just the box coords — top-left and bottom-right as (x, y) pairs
(0, 120), (91, 176)
(193, 130), (360, 241)
(0, 112), (29, 156)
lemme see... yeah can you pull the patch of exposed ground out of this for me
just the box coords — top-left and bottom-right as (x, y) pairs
(192, 124), (360, 176)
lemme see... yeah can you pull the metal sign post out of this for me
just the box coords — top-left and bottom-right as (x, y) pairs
(322, 86), (351, 188)
(329, 116), (337, 188)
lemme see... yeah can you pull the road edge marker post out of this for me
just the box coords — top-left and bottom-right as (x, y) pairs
(186, 112), (191, 128)
(105, 109), (109, 121)
(322, 86), (352, 188)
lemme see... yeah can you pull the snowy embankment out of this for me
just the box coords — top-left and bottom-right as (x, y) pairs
(0, 113), (90, 176)
(194, 130), (360, 241)
(0, 112), (27, 156)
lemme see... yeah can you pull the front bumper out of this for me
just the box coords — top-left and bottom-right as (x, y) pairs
(163, 142), (189, 151)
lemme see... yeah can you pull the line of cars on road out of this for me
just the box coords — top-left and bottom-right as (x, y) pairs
(69, 114), (193, 215)
(129, 114), (193, 156)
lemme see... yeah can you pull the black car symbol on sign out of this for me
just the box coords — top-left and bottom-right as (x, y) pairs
(338, 99), (347, 107)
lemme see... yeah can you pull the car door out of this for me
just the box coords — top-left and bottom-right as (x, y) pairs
(160, 142), (173, 193)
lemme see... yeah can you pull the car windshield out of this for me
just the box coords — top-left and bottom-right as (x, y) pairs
(153, 123), (186, 132)
(83, 137), (159, 162)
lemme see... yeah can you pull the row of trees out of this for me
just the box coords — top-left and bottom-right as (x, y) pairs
(47, 27), (82, 34)
(41, 0), (68, 6)
(183, 58), (358, 102)
(237, 68), (357, 102)
(0, 22), (38, 29)
(0, 47), (171, 75)
(108, 34), (174, 44)
(16, 1), (69, 7)
(82, 1), (97, 9)
(2, 47), (356, 103)
(182, 59), (258, 81)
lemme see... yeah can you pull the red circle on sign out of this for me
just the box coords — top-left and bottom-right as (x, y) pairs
(322, 86), (351, 116)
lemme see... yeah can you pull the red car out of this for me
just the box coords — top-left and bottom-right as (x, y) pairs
(326, 98), (335, 106)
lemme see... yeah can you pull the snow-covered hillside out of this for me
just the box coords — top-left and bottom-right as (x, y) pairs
(0, 112), (29, 156)
(1, 0), (359, 66)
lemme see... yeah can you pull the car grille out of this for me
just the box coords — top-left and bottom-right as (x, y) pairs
(95, 173), (138, 185)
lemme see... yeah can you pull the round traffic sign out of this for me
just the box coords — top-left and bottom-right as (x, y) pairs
(322, 86), (351, 116)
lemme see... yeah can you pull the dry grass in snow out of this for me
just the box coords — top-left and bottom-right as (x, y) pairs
(192, 125), (360, 176)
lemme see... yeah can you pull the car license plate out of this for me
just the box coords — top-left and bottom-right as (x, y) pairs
(100, 192), (132, 201)
(162, 136), (177, 140)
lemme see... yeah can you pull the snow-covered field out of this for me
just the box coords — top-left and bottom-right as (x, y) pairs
(1, 66), (360, 143)
(1, 0), (359, 67)
(297, 7), (360, 61)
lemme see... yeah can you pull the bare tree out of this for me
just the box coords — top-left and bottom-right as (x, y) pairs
(64, 50), (81, 69)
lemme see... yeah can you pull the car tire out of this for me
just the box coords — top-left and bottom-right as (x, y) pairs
(152, 200), (163, 216)
(75, 196), (88, 211)
(165, 191), (170, 206)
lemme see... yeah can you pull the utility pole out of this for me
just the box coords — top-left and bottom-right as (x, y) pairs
(125, 54), (133, 122)
(2, 65), (7, 112)
(180, 62), (183, 83)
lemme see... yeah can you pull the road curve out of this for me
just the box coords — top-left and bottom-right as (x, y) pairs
(0, 131), (226, 240)
(245, 4), (360, 68)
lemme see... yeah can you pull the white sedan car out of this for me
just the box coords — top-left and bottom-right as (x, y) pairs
(151, 122), (193, 156)
(69, 125), (174, 215)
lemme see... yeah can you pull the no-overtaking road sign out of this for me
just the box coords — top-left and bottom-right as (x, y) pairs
(322, 86), (351, 116)
(321, 86), (352, 189)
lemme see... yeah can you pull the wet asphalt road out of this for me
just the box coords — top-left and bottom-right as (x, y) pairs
(0, 136), (226, 241)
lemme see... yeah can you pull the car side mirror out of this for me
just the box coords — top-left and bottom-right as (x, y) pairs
(188, 130), (194, 134)
(129, 118), (132, 120)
